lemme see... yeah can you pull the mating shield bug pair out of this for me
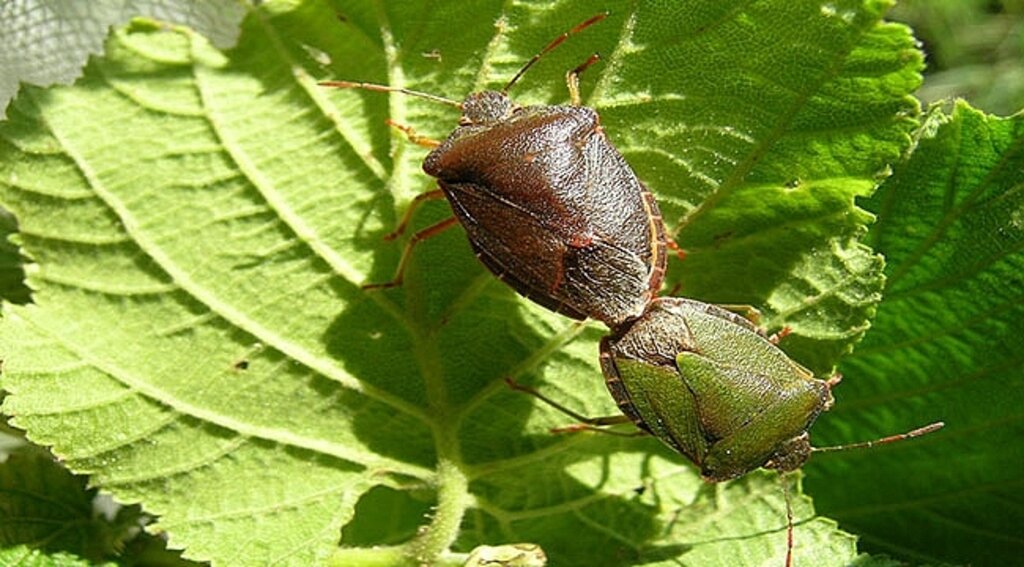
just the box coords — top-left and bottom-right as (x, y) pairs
(323, 13), (942, 565)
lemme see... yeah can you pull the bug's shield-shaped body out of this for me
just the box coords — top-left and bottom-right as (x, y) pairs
(599, 297), (834, 482)
(424, 91), (667, 328)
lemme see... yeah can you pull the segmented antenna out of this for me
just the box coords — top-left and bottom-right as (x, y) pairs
(318, 80), (461, 107)
(812, 422), (945, 453)
(782, 476), (795, 567)
(503, 12), (608, 92)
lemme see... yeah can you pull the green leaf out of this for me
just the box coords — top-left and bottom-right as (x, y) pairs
(0, 0), (246, 117)
(0, 546), (108, 567)
(0, 1), (923, 564)
(0, 209), (30, 304)
(805, 102), (1024, 563)
(0, 440), (198, 565)
(0, 449), (118, 562)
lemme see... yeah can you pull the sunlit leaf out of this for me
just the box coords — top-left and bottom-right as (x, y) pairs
(0, 1), (930, 564)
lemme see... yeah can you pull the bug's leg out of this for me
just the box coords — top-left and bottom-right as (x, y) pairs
(384, 189), (446, 241)
(767, 326), (793, 345)
(505, 378), (638, 436)
(385, 119), (442, 149)
(505, 377), (604, 423)
(550, 422), (645, 438)
(716, 304), (764, 326)
(825, 373), (843, 388)
(565, 53), (602, 106)
(664, 281), (683, 296)
(664, 235), (687, 261)
(363, 216), (459, 290)
(714, 304), (793, 343)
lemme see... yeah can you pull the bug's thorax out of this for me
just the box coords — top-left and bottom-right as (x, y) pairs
(427, 92), (598, 165)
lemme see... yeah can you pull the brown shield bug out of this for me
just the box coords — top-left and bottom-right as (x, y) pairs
(321, 14), (679, 328)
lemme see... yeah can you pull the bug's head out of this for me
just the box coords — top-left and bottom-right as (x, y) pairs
(761, 432), (814, 474)
(459, 90), (517, 126)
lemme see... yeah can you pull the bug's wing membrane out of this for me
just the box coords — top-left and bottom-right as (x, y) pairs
(613, 358), (708, 466)
(444, 181), (588, 320)
(561, 124), (666, 324)
(562, 238), (656, 324)
(444, 184), (655, 325)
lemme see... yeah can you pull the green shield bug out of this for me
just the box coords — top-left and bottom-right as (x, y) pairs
(598, 297), (943, 480)
(602, 297), (825, 480)
(510, 296), (943, 564)
(322, 14), (680, 328)
(599, 297), (943, 563)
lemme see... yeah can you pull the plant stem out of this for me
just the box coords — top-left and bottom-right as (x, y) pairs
(409, 457), (470, 564)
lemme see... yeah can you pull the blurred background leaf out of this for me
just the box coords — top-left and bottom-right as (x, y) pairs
(0, 433), (196, 566)
(0, 209), (31, 305)
(0, 0), (246, 117)
(890, 0), (1024, 115)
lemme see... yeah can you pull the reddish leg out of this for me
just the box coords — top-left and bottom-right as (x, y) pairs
(825, 373), (843, 389)
(384, 189), (446, 241)
(363, 216), (459, 290)
(665, 235), (687, 261)
(385, 119), (442, 149)
(768, 326), (792, 345)
(505, 378), (637, 435)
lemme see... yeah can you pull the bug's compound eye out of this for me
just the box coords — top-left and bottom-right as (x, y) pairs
(460, 91), (516, 125)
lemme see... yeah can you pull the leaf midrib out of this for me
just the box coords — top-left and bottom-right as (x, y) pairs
(24, 83), (432, 477)
(673, 5), (898, 237)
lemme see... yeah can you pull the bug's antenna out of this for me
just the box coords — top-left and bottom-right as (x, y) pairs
(503, 12), (608, 93)
(318, 80), (462, 108)
(782, 475), (795, 567)
(812, 422), (945, 453)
